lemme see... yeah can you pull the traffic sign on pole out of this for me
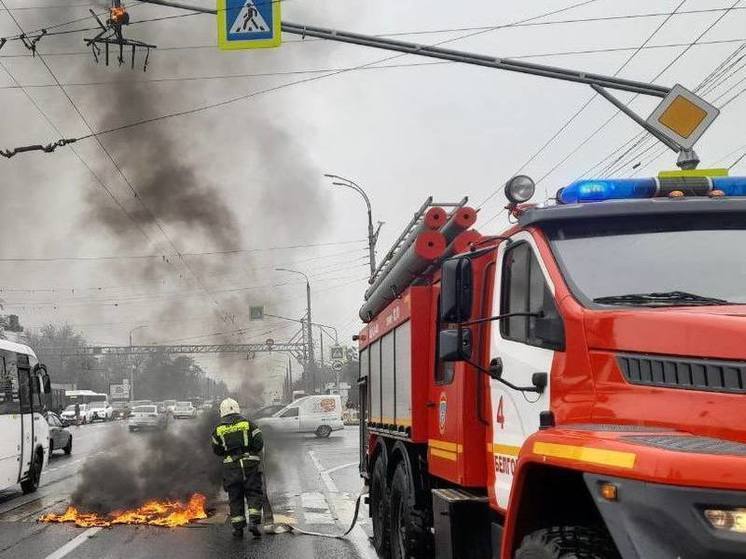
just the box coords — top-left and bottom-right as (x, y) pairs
(646, 84), (719, 150)
(217, 0), (281, 50)
(249, 305), (265, 320)
(330, 345), (344, 360)
(110, 384), (130, 400)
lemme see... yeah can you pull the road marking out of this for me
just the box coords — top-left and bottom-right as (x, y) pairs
(307, 450), (376, 558)
(300, 492), (335, 525)
(43, 527), (101, 559)
(308, 451), (336, 494)
(325, 462), (357, 475)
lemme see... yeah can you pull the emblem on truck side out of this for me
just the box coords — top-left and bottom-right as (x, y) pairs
(438, 393), (447, 434)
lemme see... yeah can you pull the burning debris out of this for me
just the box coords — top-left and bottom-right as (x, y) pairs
(61, 412), (223, 517)
(40, 493), (207, 528)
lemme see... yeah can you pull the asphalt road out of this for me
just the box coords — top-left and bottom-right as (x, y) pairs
(0, 419), (375, 559)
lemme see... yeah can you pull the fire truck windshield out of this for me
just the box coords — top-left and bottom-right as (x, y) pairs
(546, 215), (746, 307)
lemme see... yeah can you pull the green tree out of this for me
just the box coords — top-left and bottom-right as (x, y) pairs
(23, 324), (102, 389)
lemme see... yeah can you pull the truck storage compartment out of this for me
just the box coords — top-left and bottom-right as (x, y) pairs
(361, 287), (433, 441)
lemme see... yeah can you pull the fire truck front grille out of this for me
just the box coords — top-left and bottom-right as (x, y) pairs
(617, 354), (746, 394)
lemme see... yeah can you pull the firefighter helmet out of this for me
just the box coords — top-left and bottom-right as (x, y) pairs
(219, 398), (240, 417)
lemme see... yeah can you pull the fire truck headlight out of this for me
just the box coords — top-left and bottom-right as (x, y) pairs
(704, 508), (746, 533)
(504, 175), (536, 204)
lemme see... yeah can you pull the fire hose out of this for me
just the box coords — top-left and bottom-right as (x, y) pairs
(261, 463), (368, 539)
(265, 487), (367, 539)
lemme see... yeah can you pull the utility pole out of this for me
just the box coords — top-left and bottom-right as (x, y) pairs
(287, 356), (293, 399)
(276, 268), (315, 391)
(128, 325), (145, 402)
(319, 329), (324, 369)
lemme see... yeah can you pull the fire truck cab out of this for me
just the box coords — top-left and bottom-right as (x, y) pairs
(358, 170), (746, 559)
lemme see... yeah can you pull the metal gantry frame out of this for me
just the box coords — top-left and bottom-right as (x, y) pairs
(66, 342), (307, 358)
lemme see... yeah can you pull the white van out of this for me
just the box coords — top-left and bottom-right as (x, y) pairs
(0, 339), (51, 494)
(257, 395), (344, 438)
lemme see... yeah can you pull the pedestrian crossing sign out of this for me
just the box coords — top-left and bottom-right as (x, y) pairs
(217, 0), (281, 50)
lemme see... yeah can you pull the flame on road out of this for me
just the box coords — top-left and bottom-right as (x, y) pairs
(39, 493), (207, 528)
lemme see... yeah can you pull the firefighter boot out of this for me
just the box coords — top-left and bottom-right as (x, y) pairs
(232, 526), (244, 539)
(249, 512), (262, 538)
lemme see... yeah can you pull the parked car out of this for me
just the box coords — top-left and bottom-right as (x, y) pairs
(256, 395), (344, 438)
(173, 401), (196, 419)
(45, 412), (72, 456)
(111, 401), (130, 420)
(61, 403), (88, 424)
(128, 403), (169, 431)
(87, 400), (114, 422)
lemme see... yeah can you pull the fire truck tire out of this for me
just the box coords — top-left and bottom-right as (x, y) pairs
(370, 454), (391, 558)
(514, 526), (619, 559)
(389, 461), (432, 559)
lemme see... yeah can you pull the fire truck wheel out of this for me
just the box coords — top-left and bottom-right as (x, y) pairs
(370, 455), (391, 558)
(389, 461), (432, 559)
(515, 525), (619, 559)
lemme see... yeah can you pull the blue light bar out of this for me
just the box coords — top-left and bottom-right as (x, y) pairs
(558, 178), (657, 204)
(712, 176), (746, 196)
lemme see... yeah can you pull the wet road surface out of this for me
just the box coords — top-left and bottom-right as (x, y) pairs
(0, 419), (375, 559)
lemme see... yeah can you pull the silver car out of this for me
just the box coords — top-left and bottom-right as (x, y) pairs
(128, 404), (169, 432)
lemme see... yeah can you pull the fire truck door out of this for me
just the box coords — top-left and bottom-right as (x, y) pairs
(489, 232), (557, 510)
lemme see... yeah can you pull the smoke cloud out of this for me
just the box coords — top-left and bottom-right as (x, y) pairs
(71, 410), (224, 512)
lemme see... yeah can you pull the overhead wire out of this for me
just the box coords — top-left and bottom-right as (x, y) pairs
(1, 0), (605, 267)
(0, 3), (157, 246)
(555, 0), (743, 182)
(2, 269), (371, 309)
(604, 28), (746, 177)
(31, 0), (602, 147)
(0, 246), (368, 304)
(0, 7), (245, 325)
(7, 35), (746, 66)
(477, 0), (686, 218)
(0, 239), (366, 262)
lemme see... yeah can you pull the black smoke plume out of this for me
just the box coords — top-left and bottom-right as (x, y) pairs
(71, 410), (223, 512)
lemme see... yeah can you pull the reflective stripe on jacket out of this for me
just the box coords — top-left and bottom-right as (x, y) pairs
(211, 413), (263, 459)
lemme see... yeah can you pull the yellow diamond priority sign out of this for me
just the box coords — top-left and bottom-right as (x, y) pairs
(646, 84), (719, 150)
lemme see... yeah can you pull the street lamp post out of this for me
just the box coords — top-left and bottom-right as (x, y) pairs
(324, 173), (382, 281)
(275, 268), (315, 391)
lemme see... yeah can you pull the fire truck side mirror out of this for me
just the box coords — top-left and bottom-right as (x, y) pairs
(438, 328), (472, 362)
(440, 258), (473, 324)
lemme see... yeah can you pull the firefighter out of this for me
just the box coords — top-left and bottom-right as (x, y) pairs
(211, 398), (264, 539)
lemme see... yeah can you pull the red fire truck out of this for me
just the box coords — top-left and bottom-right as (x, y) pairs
(357, 171), (746, 559)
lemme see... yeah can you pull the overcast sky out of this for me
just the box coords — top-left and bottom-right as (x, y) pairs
(1, 0), (745, 395)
